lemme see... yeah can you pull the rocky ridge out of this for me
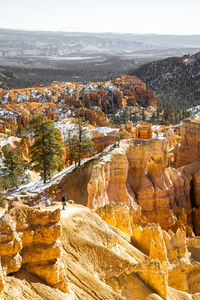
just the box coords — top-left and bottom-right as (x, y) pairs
(10, 120), (199, 236)
(0, 75), (156, 133)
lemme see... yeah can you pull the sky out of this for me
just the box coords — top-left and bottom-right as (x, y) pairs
(0, 0), (200, 35)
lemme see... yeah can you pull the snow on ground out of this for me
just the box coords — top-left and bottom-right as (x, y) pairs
(8, 157), (93, 198)
(187, 105), (200, 119)
(0, 108), (18, 119)
(31, 90), (39, 97)
(0, 92), (9, 104)
(15, 92), (28, 103)
(0, 212), (5, 219)
(0, 136), (21, 148)
(56, 109), (71, 120)
(104, 83), (116, 93)
(91, 127), (119, 136)
(55, 120), (78, 138)
(152, 125), (160, 131)
(152, 133), (165, 139)
(55, 118), (119, 139)
(44, 88), (52, 97)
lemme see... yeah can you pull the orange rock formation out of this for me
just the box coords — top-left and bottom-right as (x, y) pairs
(0, 202), (68, 293)
(136, 123), (152, 139)
(0, 76), (157, 133)
(2, 203), (200, 299)
(174, 120), (200, 167)
(32, 137), (197, 236)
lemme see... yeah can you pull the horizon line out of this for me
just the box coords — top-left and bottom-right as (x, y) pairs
(0, 27), (200, 36)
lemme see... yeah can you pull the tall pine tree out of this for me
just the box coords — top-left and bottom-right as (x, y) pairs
(30, 114), (64, 183)
(65, 118), (94, 167)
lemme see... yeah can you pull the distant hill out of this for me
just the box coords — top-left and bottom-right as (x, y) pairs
(0, 29), (200, 90)
(0, 29), (200, 57)
(132, 52), (200, 108)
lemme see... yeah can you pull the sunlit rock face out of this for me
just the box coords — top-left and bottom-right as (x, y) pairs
(55, 138), (197, 234)
(0, 202), (68, 293)
(0, 135), (32, 163)
(2, 203), (200, 299)
(131, 222), (200, 295)
(0, 263), (4, 292)
(174, 120), (200, 167)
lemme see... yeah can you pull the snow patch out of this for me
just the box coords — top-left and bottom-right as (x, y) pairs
(0, 92), (9, 104)
(91, 127), (119, 136)
(15, 92), (28, 103)
(187, 105), (200, 119)
(0, 108), (19, 119)
(152, 125), (161, 131)
(8, 157), (93, 198)
(0, 136), (21, 148)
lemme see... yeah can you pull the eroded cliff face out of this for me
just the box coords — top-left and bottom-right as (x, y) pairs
(174, 120), (200, 167)
(1, 121), (199, 299)
(131, 223), (200, 295)
(2, 203), (200, 299)
(54, 138), (197, 233)
(0, 202), (68, 293)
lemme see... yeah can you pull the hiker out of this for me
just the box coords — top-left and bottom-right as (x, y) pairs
(61, 195), (67, 210)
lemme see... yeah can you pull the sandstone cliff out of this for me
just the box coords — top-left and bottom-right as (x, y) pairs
(2, 203), (200, 299)
(46, 138), (198, 234)
(174, 120), (200, 167)
(0, 202), (68, 293)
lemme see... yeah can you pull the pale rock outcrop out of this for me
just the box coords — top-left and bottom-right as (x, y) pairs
(131, 222), (200, 295)
(60, 204), (168, 299)
(0, 202), (68, 292)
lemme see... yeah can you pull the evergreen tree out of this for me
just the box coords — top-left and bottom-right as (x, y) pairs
(150, 112), (156, 124)
(121, 108), (129, 124)
(142, 109), (146, 122)
(3, 145), (24, 188)
(65, 129), (79, 165)
(15, 125), (25, 137)
(115, 130), (129, 147)
(30, 114), (64, 183)
(65, 118), (94, 167)
(131, 113), (138, 124)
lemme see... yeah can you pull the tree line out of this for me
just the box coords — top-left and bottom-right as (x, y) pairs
(0, 114), (94, 192)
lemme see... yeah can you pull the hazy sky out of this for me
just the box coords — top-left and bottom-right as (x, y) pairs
(0, 0), (200, 34)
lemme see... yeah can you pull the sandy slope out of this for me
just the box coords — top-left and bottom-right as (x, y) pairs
(1, 204), (198, 299)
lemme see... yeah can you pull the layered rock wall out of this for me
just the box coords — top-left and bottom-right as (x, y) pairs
(0, 202), (68, 292)
(51, 138), (198, 233)
(131, 223), (200, 294)
(174, 120), (200, 167)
